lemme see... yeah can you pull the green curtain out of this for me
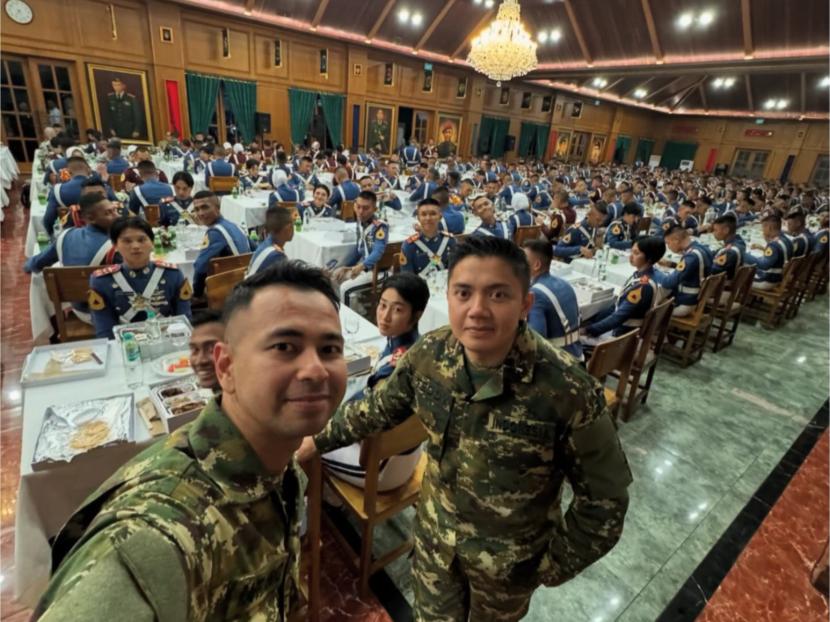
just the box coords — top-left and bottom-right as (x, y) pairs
(660, 141), (698, 171)
(490, 118), (510, 158)
(288, 88), (318, 147)
(223, 78), (257, 143)
(614, 136), (632, 163)
(534, 123), (550, 158)
(319, 92), (345, 147)
(635, 138), (655, 164)
(518, 122), (536, 157)
(185, 72), (221, 136)
(478, 116), (495, 155)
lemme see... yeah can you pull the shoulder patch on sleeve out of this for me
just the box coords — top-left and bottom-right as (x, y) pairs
(562, 233), (572, 244)
(154, 260), (178, 270)
(611, 224), (621, 235)
(88, 289), (106, 311)
(676, 259), (686, 272)
(375, 228), (386, 240)
(179, 279), (192, 301)
(92, 264), (121, 277)
(715, 253), (727, 266)
(764, 247), (773, 256)
(626, 287), (642, 304)
(821, 234), (828, 244)
(200, 234), (210, 249)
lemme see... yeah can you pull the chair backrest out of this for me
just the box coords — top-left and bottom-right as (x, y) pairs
(587, 329), (639, 383)
(206, 267), (247, 309)
(689, 273), (726, 322)
(209, 252), (253, 276)
(208, 176), (238, 194)
(144, 204), (160, 227)
(43, 266), (100, 342)
(779, 255), (805, 293)
(638, 216), (652, 234)
(109, 174), (124, 192)
(371, 241), (403, 291)
(340, 200), (356, 222)
(651, 296), (675, 355)
(632, 297), (673, 368)
(513, 225), (541, 246)
(730, 264), (756, 307)
(794, 252), (820, 290)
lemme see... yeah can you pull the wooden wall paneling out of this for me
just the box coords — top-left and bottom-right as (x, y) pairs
(0, 0), (73, 49)
(256, 83), (289, 143)
(287, 41), (346, 91)
(76, 0), (151, 59)
(253, 34), (289, 80)
(145, 0), (185, 70)
(182, 19), (252, 76)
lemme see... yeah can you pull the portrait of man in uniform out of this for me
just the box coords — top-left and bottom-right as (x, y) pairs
(436, 113), (462, 159)
(365, 104), (394, 154)
(87, 64), (153, 144)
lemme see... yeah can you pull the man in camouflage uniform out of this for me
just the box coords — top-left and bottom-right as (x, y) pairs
(34, 262), (349, 621)
(300, 236), (632, 621)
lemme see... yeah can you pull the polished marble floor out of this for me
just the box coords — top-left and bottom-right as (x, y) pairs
(2, 186), (828, 621)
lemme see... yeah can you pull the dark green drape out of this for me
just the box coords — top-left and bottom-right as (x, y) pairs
(660, 141), (698, 171)
(185, 72), (221, 136)
(477, 116), (495, 155)
(635, 138), (655, 164)
(319, 92), (345, 147)
(518, 122), (536, 157)
(489, 118), (510, 157)
(288, 88), (318, 147)
(224, 78), (257, 143)
(534, 124), (550, 158)
(614, 135), (632, 163)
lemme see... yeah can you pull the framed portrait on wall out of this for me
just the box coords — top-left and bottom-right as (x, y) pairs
(541, 95), (553, 112)
(423, 63), (434, 92)
(365, 102), (395, 154)
(87, 64), (153, 144)
(589, 134), (606, 164)
(500, 87), (510, 105)
(383, 62), (394, 86)
(436, 113), (462, 159)
(159, 27), (173, 44)
(521, 92), (532, 109)
(456, 77), (467, 99)
(319, 49), (328, 76)
(274, 39), (282, 67)
(554, 129), (571, 159)
(570, 100), (583, 119)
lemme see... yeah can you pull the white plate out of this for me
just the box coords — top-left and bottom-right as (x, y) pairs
(157, 352), (193, 377)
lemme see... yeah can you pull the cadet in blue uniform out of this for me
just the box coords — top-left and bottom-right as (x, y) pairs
(268, 169), (304, 206)
(332, 190), (389, 306)
(240, 159), (271, 191)
(604, 202), (641, 250)
(568, 180), (593, 207)
(431, 186), (465, 235)
(300, 185), (334, 219)
(506, 193), (534, 238)
(409, 168), (440, 203)
(582, 236), (666, 341)
(330, 167), (360, 215)
(165, 171), (195, 224)
(784, 207), (814, 258)
(192, 145), (212, 175)
(522, 239), (583, 360)
(553, 201), (607, 262)
(402, 140), (422, 168)
(246, 206), (293, 277)
(743, 213), (790, 291)
(128, 161), (174, 220)
(290, 156), (317, 190)
(498, 178), (523, 207)
(105, 139), (130, 175)
(88, 217), (192, 339)
(203, 146), (237, 186)
(43, 156), (91, 237)
(653, 224), (713, 316)
(711, 214), (746, 286)
(470, 196), (510, 239)
(322, 273), (427, 490)
(677, 200), (701, 235)
(379, 161), (403, 190)
(813, 214), (829, 256)
(400, 199), (456, 277)
(191, 191), (253, 297)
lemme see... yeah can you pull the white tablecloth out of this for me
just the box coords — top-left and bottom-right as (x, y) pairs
(220, 191), (271, 230)
(1, 144), (20, 209)
(14, 305), (382, 608)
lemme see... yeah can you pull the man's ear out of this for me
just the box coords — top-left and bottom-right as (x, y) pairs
(213, 341), (235, 394)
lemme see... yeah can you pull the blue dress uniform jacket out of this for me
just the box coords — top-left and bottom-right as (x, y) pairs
(106, 156), (130, 175)
(553, 220), (598, 262)
(246, 236), (287, 277)
(604, 219), (635, 250)
(438, 207), (465, 235)
(268, 186), (304, 207)
(568, 192), (592, 207)
(160, 197), (194, 226)
(240, 173), (272, 191)
(471, 220), (510, 239)
(585, 269), (660, 337)
(88, 261), (192, 339)
(299, 202), (334, 219)
(785, 232), (813, 258)
(342, 219), (389, 271)
(25, 224), (117, 273)
(498, 184), (522, 205)
(193, 217), (253, 296)
(43, 157), (68, 187)
(203, 160), (237, 186)
(744, 237), (790, 285)
(128, 180), (174, 216)
(329, 180), (360, 214)
(813, 229), (829, 255)
(43, 175), (89, 236)
(682, 214), (701, 236)
(653, 241), (713, 306)
(402, 145), (421, 166)
(409, 181), (438, 203)
(400, 231), (456, 276)
(192, 159), (209, 175)
(528, 273), (583, 360)
(534, 189), (552, 210)
(711, 235), (746, 282)
(349, 330), (419, 402)
(378, 173), (403, 190)
(603, 202), (624, 226)
(289, 171), (317, 190)
(506, 209), (534, 238)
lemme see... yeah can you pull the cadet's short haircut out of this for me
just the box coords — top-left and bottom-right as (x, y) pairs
(301, 156), (313, 165)
(223, 260), (339, 324)
(554, 190), (570, 203)
(380, 272), (430, 318)
(622, 202), (640, 216)
(460, 179), (475, 188)
(698, 195), (713, 206)
(264, 206), (293, 236)
(359, 175), (373, 184)
(357, 190), (377, 205)
(417, 198), (441, 211)
(135, 145), (150, 154)
(191, 309), (224, 328)
(713, 213), (737, 234)
(664, 223), (689, 238)
(449, 236), (530, 293)
(80, 176), (106, 191)
(137, 160), (156, 175)
(635, 236), (666, 264)
(522, 238), (553, 265)
(681, 199), (695, 209)
(110, 216), (154, 244)
(313, 184), (330, 197)
(172, 171), (194, 187)
(193, 190), (219, 206)
(245, 158), (260, 169)
(760, 213), (782, 227)
(213, 147), (226, 157)
(592, 200), (609, 215)
(67, 156), (88, 170)
(79, 192), (107, 216)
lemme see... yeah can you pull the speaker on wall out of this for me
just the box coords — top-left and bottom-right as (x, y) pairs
(504, 135), (516, 152)
(255, 112), (271, 134)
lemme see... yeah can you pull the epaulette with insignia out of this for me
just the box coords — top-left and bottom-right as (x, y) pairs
(154, 260), (179, 269)
(639, 275), (650, 284)
(406, 234), (420, 243)
(161, 196), (174, 204)
(92, 264), (121, 277)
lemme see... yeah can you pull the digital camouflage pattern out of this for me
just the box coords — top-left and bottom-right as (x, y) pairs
(34, 398), (302, 622)
(314, 323), (633, 621)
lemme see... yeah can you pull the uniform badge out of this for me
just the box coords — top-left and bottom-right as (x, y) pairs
(764, 247), (773, 256)
(715, 254), (727, 266)
(180, 279), (193, 301)
(200, 235), (209, 249)
(390, 346), (406, 367)
(612, 225), (621, 235)
(562, 233), (571, 244)
(676, 259), (686, 271)
(821, 234), (829, 244)
(399, 253), (407, 266)
(376, 228), (386, 240)
(88, 289), (106, 311)
(626, 288), (642, 304)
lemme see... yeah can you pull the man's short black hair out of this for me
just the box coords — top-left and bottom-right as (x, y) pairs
(681, 199), (695, 209)
(312, 184), (330, 197)
(357, 190), (377, 205)
(634, 236), (666, 264)
(193, 190), (219, 205)
(713, 213), (737, 233)
(622, 202), (640, 216)
(79, 191), (107, 216)
(380, 272), (430, 318)
(223, 260), (339, 324)
(245, 158), (260, 169)
(417, 198), (441, 211)
(522, 238), (553, 265)
(664, 223), (689, 238)
(592, 200), (609, 215)
(449, 236), (530, 293)
(172, 171), (194, 187)
(110, 216), (154, 244)
(191, 309), (224, 328)
(698, 195), (712, 206)
(265, 205), (294, 235)
(137, 160), (156, 175)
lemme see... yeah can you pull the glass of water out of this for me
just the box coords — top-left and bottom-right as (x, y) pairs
(167, 322), (190, 349)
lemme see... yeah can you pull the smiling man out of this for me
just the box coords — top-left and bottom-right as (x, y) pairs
(188, 309), (225, 391)
(35, 262), (348, 622)
(299, 236), (632, 621)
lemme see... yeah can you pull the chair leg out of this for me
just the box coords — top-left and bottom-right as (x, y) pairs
(711, 315), (727, 352)
(358, 522), (374, 598)
(623, 369), (642, 421)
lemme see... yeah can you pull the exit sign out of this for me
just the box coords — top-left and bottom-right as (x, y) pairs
(745, 129), (774, 137)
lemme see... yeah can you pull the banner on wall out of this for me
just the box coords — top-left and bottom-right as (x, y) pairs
(544, 128), (558, 161)
(165, 80), (182, 137)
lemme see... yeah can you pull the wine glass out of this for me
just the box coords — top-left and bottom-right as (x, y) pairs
(167, 323), (190, 349)
(344, 316), (360, 340)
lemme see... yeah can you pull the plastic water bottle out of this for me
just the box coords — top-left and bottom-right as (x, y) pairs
(122, 332), (143, 389)
(249, 229), (259, 246)
(294, 214), (303, 233)
(145, 310), (161, 342)
(232, 183), (239, 198)
(36, 232), (49, 251)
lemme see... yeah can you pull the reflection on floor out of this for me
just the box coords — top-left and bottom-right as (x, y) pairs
(2, 186), (829, 621)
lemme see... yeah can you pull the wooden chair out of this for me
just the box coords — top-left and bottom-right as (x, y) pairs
(108, 174), (125, 193)
(208, 175), (238, 194)
(513, 225), (541, 246)
(143, 204), (160, 227)
(208, 252), (253, 276)
(322, 415), (428, 597)
(708, 265), (756, 352)
(785, 253), (821, 319)
(340, 200), (356, 222)
(371, 241), (402, 297)
(586, 330), (639, 419)
(662, 273), (726, 367)
(292, 455), (322, 622)
(43, 266), (99, 342)
(638, 216), (652, 235)
(806, 253), (829, 301)
(205, 267), (246, 309)
(743, 256), (804, 329)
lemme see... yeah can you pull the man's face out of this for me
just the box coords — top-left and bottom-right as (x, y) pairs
(89, 201), (119, 230)
(313, 187), (328, 206)
(630, 243), (648, 270)
(417, 204), (441, 234)
(116, 228), (153, 267)
(485, 181), (499, 196)
(173, 180), (192, 200)
(214, 286), (347, 440)
(193, 199), (220, 226)
(786, 217), (803, 234)
(664, 233), (684, 254)
(587, 206), (605, 227)
(199, 151), (211, 161)
(375, 110), (385, 122)
(387, 163), (399, 177)
(576, 181), (587, 193)
(359, 177), (375, 192)
(111, 80), (126, 94)
(712, 222), (730, 242)
(448, 256), (532, 365)
(190, 322), (225, 389)
(623, 213), (638, 226)
(459, 183), (472, 198)
(354, 198), (375, 222)
(376, 288), (415, 338)
(442, 129), (453, 142)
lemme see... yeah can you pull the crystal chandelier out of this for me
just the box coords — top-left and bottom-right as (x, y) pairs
(466, 0), (538, 86)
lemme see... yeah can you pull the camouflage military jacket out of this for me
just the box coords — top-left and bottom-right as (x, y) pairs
(34, 398), (302, 622)
(315, 323), (632, 586)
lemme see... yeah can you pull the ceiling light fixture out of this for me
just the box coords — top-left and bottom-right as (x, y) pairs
(397, 8), (410, 23)
(724, 77), (736, 87)
(712, 78), (724, 88)
(676, 12), (694, 30)
(474, 0), (483, 4)
(550, 27), (561, 42)
(775, 99), (789, 109)
(538, 30), (549, 43)
(484, 0), (495, 7)
(634, 88), (648, 98)
(697, 9), (715, 27)
(593, 77), (608, 88)
(820, 76), (830, 88)
(411, 12), (423, 26)
(467, 0), (538, 85)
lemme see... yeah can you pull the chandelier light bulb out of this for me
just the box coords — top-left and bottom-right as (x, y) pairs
(411, 12), (423, 26)
(467, 0), (538, 83)
(398, 8), (410, 23)
(676, 12), (694, 29)
(538, 30), (549, 43)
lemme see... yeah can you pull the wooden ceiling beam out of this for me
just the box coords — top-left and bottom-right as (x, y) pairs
(801, 72), (807, 113)
(623, 76), (655, 99)
(452, 8), (496, 59)
(563, 0), (593, 65)
(366, 0), (397, 41)
(243, 0), (256, 14)
(640, 0), (663, 62)
(698, 83), (708, 110)
(310, 0), (330, 28)
(740, 0), (753, 58)
(604, 77), (626, 92)
(745, 74), (754, 110)
(672, 76), (707, 110)
(648, 76), (688, 100)
(414, 0), (457, 51)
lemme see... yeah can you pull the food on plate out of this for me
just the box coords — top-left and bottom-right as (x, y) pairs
(69, 420), (111, 450)
(166, 356), (191, 374)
